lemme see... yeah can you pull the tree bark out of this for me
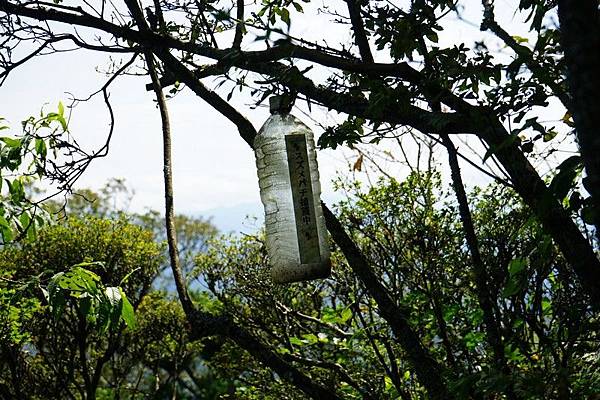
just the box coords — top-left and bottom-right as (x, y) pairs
(557, 0), (600, 236)
(474, 114), (600, 310)
(442, 134), (516, 399)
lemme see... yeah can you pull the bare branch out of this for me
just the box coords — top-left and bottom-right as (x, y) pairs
(146, 51), (196, 316)
(153, 48), (257, 146)
(232, 0), (244, 49)
(345, 0), (373, 63)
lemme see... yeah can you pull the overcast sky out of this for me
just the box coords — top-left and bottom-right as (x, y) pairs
(0, 1), (568, 232)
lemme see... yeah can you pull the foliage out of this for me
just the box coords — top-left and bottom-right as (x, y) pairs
(0, 192), (230, 399)
(1, 0), (600, 398)
(1, 0), (597, 300)
(0, 217), (163, 398)
(0, 105), (69, 244)
(193, 171), (600, 399)
(47, 264), (137, 331)
(54, 178), (218, 277)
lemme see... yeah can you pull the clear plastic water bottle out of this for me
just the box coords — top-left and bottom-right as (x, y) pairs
(254, 96), (331, 283)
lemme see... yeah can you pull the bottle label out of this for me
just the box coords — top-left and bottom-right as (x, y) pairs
(285, 134), (320, 264)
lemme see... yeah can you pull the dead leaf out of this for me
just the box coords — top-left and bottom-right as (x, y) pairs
(353, 154), (364, 172)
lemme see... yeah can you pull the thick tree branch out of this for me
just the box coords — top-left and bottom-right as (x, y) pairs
(345, 0), (373, 63)
(557, 0), (600, 235)
(143, 63), (226, 91)
(0, 0), (472, 134)
(442, 133), (515, 399)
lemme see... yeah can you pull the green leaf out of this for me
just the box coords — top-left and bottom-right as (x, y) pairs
(511, 35), (529, 43)
(58, 101), (65, 117)
(508, 258), (527, 275)
(289, 336), (304, 346)
(340, 307), (353, 323)
(79, 296), (93, 320)
(561, 112), (575, 127)
(549, 156), (583, 201)
(426, 32), (439, 43)
(464, 331), (485, 350)
(35, 138), (47, 158)
(118, 287), (136, 329)
(8, 179), (25, 204)
(0, 215), (14, 242)
(541, 298), (551, 313)
(503, 257), (528, 297)
(46, 111), (68, 131)
(302, 333), (318, 344)
(543, 130), (558, 142)
(503, 275), (525, 297)
(57, 115), (68, 131)
(54, 266), (101, 296)
(97, 298), (113, 332)
(280, 8), (290, 25)
(48, 275), (66, 318)
(19, 212), (31, 231)
(384, 375), (394, 391)
(0, 215), (10, 229)
(1, 137), (21, 148)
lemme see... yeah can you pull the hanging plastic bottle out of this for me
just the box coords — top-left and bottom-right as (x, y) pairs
(254, 95), (331, 283)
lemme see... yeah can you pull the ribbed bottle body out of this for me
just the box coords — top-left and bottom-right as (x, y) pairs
(254, 113), (331, 283)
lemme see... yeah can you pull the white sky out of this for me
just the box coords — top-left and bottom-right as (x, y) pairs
(0, 0), (570, 231)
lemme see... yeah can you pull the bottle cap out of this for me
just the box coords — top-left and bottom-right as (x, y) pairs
(269, 95), (294, 114)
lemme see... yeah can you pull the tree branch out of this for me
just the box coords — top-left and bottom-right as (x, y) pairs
(124, 4), (344, 396)
(152, 49), (257, 147)
(441, 133), (515, 399)
(481, 1), (570, 109)
(232, 0), (244, 49)
(473, 112), (600, 310)
(148, 60), (196, 311)
(188, 311), (344, 400)
(345, 0), (373, 63)
(322, 204), (450, 400)
(557, 0), (600, 237)
(123, 0), (196, 316)
(151, 45), (451, 398)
